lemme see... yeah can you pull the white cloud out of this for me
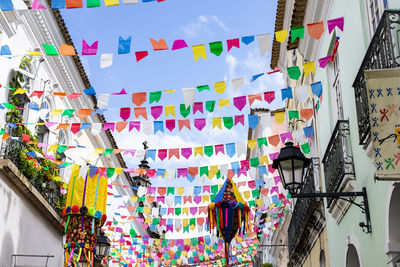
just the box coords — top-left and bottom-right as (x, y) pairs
(180, 15), (230, 39)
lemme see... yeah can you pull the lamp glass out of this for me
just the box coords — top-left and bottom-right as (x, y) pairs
(277, 158), (306, 194)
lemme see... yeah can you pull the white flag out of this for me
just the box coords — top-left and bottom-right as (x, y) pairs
(231, 77), (244, 90)
(100, 54), (113, 68)
(257, 34), (271, 57)
(182, 87), (195, 108)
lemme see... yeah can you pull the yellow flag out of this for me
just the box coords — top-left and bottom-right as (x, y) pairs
(219, 99), (229, 109)
(256, 198), (263, 207)
(104, 0), (119, 5)
(275, 30), (288, 43)
(259, 155), (269, 165)
(192, 45), (207, 61)
(182, 218), (189, 226)
(164, 89), (176, 93)
(176, 187), (184, 196)
(182, 207), (189, 215)
(145, 217), (152, 224)
(243, 191), (251, 200)
(165, 105), (175, 117)
(247, 139), (257, 150)
(94, 148), (104, 154)
(190, 224), (196, 231)
(194, 146), (204, 156)
(202, 195), (210, 203)
(212, 117), (222, 129)
(27, 51), (42, 56)
(12, 88), (28, 95)
(50, 109), (63, 116)
(214, 81), (226, 93)
(303, 62), (316, 77)
(115, 168), (123, 174)
(131, 196), (138, 202)
(143, 207), (151, 215)
(48, 144), (58, 154)
(274, 112), (285, 124)
(209, 165), (218, 177)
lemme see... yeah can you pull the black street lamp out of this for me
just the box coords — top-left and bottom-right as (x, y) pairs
(272, 142), (372, 233)
(95, 231), (111, 264)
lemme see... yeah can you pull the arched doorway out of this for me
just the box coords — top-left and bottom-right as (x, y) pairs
(387, 183), (400, 265)
(346, 244), (361, 267)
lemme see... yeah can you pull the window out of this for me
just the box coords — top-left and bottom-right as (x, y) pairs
(366, 0), (385, 37)
(328, 53), (344, 122)
(346, 244), (361, 267)
(36, 101), (50, 144)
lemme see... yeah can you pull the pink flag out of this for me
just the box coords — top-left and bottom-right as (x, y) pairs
(112, 88), (127, 95)
(124, 149), (136, 157)
(214, 144), (225, 155)
(194, 196), (202, 204)
(270, 186), (279, 194)
(168, 148), (179, 159)
(233, 96), (247, 111)
(67, 93), (82, 100)
(172, 39), (188, 50)
(129, 121), (140, 132)
(151, 106), (163, 119)
(181, 148), (192, 159)
(327, 17), (344, 33)
(264, 91), (275, 103)
(103, 123), (115, 132)
(318, 56), (331, 69)
(177, 168), (188, 178)
(168, 208), (174, 215)
(240, 159), (250, 170)
(32, 0), (46, 9)
(280, 132), (293, 143)
(194, 118), (206, 131)
(158, 149), (167, 161)
(166, 225), (173, 233)
(166, 120), (176, 132)
(190, 207), (198, 216)
(199, 206), (208, 215)
(193, 102), (203, 114)
(82, 39), (98, 55)
(227, 38), (240, 51)
(269, 152), (280, 161)
(70, 123), (81, 134)
(247, 180), (256, 189)
(120, 108), (131, 121)
(274, 176), (281, 185)
(183, 196), (192, 204)
(203, 185), (211, 193)
(135, 51), (148, 62)
(234, 115), (244, 126)
(147, 169), (156, 178)
(237, 181), (246, 188)
(156, 196), (165, 204)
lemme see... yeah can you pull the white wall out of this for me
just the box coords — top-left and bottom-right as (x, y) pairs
(0, 172), (64, 267)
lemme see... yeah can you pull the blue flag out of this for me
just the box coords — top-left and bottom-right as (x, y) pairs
(248, 114), (259, 130)
(241, 35), (255, 45)
(281, 87), (293, 101)
(225, 143), (236, 158)
(118, 36), (131, 54)
(153, 121), (164, 134)
(311, 81), (323, 98)
(146, 149), (156, 161)
(83, 87), (96, 95)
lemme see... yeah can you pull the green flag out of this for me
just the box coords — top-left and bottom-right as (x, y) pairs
(301, 143), (310, 154)
(223, 116), (233, 129)
(167, 187), (175, 195)
(61, 109), (75, 118)
(152, 217), (160, 225)
(197, 85), (210, 92)
(248, 200), (256, 208)
(104, 148), (114, 156)
(180, 104), (191, 118)
(149, 91), (162, 104)
(206, 100), (216, 112)
(288, 110), (299, 120)
(209, 41), (223, 56)
(183, 225), (189, 233)
(175, 207), (181, 216)
(291, 26), (305, 42)
(3, 103), (15, 109)
(87, 0), (100, 7)
(136, 206), (144, 213)
(252, 189), (260, 198)
(190, 218), (196, 226)
(57, 145), (68, 154)
(106, 168), (115, 178)
(204, 146), (213, 157)
(42, 44), (59, 56)
(200, 166), (209, 177)
(250, 157), (260, 168)
(257, 137), (268, 148)
(287, 66), (301, 80)
(0, 129), (5, 135)
(210, 194), (216, 201)
(211, 185), (218, 194)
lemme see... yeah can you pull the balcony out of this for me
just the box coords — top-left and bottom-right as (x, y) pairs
(322, 120), (355, 209)
(288, 158), (324, 266)
(353, 10), (400, 145)
(0, 125), (65, 215)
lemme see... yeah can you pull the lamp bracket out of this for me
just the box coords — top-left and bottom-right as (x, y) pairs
(291, 187), (372, 234)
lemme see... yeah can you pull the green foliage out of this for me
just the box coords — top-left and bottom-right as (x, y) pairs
(262, 263), (273, 267)
(4, 56), (66, 214)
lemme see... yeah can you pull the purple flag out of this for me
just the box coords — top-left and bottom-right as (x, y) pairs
(129, 121), (140, 132)
(234, 115), (245, 126)
(327, 17), (344, 33)
(233, 96), (247, 111)
(194, 118), (206, 131)
(166, 120), (176, 132)
(103, 122), (115, 132)
(82, 39), (98, 55)
(181, 148), (193, 159)
(151, 106), (163, 119)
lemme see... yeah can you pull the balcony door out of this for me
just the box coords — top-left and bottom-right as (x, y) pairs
(365, 0), (386, 38)
(346, 244), (361, 267)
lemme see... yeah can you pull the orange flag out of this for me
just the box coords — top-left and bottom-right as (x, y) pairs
(150, 38), (169, 51)
(53, 92), (67, 99)
(77, 109), (92, 119)
(2, 132), (10, 141)
(268, 134), (281, 147)
(65, 0), (82, 8)
(115, 122), (128, 132)
(56, 123), (69, 130)
(134, 107), (147, 119)
(168, 148), (180, 159)
(300, 108), (314, 120)
(307, 21), (324, 40)
(132, 92), (147, 106)
(248, 94), (262, 106)
(59, 44), (76, 56)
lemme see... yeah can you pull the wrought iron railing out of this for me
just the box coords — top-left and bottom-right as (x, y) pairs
(288, 158), (320, 256)
(0, 125), (64, 214)
(322, 120), (354, 206)
(353, 10), (400, 145)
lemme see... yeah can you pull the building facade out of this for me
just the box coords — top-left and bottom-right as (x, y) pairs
(0, 7), (143, 267)
(269, 0), (400, 266)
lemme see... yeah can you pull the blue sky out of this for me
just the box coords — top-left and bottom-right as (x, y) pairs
(61, 0), (284, 186)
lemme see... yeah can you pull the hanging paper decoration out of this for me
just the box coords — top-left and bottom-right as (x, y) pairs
(207, 178), (251, 265)
(62, 165), (108, 266)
